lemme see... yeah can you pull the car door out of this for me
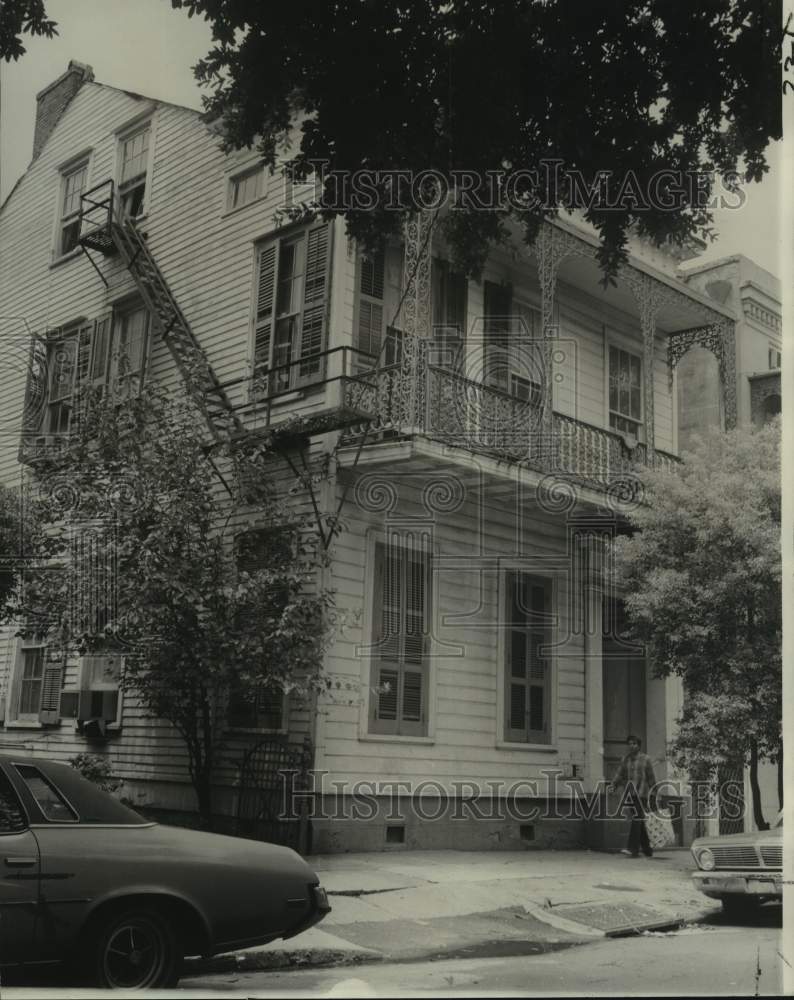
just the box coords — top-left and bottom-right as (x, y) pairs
(0, 764), (40, 965)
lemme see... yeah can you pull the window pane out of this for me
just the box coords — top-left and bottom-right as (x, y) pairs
(121, 128), (149, 184)
(630, 387), (641, 420)
(510, 684), (526, 730)
(510, 631), (526, 677)
(529, 686), (544, 732)
(0, 773), (27, 832)
(63, 165), (87, 218)
(14, 765), (77, 823)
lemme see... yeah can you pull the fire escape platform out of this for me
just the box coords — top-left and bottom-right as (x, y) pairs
(232, 404), (374, 452)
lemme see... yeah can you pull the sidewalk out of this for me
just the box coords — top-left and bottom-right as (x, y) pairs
(186, 847), (719, 974)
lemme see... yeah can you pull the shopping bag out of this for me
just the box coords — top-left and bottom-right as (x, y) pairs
(644, 807), (676, 849)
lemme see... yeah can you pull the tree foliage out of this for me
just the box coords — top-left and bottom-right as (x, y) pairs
(8, 387), (333, 826)
(171, 0), (781, 279)
(0, 0), (57, 61)
(0, 483), (24, 612)
(612, 420), (781, 823)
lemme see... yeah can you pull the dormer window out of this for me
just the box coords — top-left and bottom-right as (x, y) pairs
(118, 124), (150, 219)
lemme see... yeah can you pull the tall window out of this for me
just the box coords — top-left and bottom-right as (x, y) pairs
(253, 223), (330, 395)
(768, 347), (781, 371)
(36, 308), (147, 436)
(483, 282), (541, 404)
(112, 305), (150, 397)
(118, 125), (150, 219)
(431, 258), (467, 372)
(504, 573), (553, 744)
(608, 345), (642, 437)
(14, 638), (63, 724)
(58, 161), (88, 256)
(354, 244), (405, 370)
(369, 536), (430, 737)
(45, 316), (111, 434)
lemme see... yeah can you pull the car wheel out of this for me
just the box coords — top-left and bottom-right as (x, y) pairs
(88, 907), (182, 989)
(721, 895), (761, 918)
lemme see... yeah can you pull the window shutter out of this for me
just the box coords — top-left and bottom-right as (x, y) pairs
(91, 313), (113, 389)
(38, 651), (64, 724)
(505, 573), (551, 744)
(355, 248), (385, 368)
(484, 280), (512, 393)
(297, 223), (330, 383)
(401, 669), (423, 722)
(21, 334), (47, 433)
(378, 667), (399, 721)
(254, 243), (277, 390)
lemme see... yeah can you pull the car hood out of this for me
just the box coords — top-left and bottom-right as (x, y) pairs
(692, 826), (781, 849)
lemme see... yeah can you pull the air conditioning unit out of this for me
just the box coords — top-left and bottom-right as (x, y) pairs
(75, 655), (122, 734)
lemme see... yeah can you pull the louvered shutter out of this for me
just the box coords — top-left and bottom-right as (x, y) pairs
(355, 249), (385, 370)
(484, 280), (512, 393)
(527, 582), (550, 742)
(253, 243), (277, 394)
(91, 314), (113, 391)
(38, 649), (65, 724)
(21, 334), (47, 434)
(370, 539), (429, 736)
(297, 223), (330, 384)
(431, 259), (466, 372)
(505, 573), (551, 744)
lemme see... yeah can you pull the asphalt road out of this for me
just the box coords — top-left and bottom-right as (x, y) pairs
(176, 905), (786, 998)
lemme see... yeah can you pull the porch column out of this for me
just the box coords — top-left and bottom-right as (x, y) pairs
(401, 211), (433, 430)
(582, 532), (605, 792)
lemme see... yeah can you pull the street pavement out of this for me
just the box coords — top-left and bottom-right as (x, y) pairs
(178, 907), (785, 996)
(184, 847), (725, 973)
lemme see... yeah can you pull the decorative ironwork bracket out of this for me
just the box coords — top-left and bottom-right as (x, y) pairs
(667, 322), (737, 429)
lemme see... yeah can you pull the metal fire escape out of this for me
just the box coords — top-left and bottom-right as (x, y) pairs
(78, 179), (243, 443)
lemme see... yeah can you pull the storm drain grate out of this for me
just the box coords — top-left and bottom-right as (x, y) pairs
(554, 902), (682, 936)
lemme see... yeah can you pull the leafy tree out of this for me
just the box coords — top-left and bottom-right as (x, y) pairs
(0, 483), (24, 612)
(171, 0), (781, 279)
(613, 420), (781, 829)
(1, 0), (57, 61)
(8, 387), (333, 828)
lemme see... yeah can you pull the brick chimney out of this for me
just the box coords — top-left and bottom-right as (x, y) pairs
(32, 61), (95, 160)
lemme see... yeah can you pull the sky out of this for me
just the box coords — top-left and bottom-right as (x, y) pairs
(0, 0), (786, 283)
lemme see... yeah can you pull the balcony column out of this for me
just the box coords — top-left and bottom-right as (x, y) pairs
(624, 271), (670, 464)
(536, 224), (573, 463)
(400, 211), (433, 430)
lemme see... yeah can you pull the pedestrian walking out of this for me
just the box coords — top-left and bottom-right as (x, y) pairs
(609, 734), (657, 857)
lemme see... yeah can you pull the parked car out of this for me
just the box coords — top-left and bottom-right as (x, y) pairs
(0, 753), (330, 988)
(690, 812), (783, 916)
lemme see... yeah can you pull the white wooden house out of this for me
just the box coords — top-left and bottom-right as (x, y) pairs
(0, 64), (740, 850)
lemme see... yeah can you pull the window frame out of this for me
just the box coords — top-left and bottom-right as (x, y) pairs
(7, 636), (64, 727)
(228, 163), (267, 213)
(367, 533), (433, 738)
(607, 340), (644, 440)
(500, 570), (556, 747)
(56, 159), (89, 259)
(116, 119), (152, 220)
(250, 221), (332, 397)
(110, 302), (151, 398)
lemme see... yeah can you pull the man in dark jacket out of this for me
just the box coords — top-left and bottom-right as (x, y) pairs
(609, 734), (658, 857)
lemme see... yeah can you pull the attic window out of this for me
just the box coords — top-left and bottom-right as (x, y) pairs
(229, 165), (266, 211)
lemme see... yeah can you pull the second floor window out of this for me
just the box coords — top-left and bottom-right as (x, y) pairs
(483, 281), (542, 405)
(58, 162), (88, 257)
(119, 124), (150, 219)
(39, 307), (149, 435)
(608, 344), (642, 438)
(252, 223), (330, 395)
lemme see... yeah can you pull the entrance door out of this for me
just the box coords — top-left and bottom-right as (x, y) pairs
(602, 598), (646, 780)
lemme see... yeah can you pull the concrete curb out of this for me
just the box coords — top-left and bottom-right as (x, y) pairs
(185, 946), (384, 975)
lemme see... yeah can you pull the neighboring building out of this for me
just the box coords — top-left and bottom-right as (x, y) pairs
(677, 255), (782, 835)
(0, 64), (741, 850)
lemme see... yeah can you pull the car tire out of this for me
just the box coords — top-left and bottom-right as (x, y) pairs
(721, 895), (761, 918)
(85, 906), (182, 989)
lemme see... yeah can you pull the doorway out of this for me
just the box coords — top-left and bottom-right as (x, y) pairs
(602, 597), (646, 780)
